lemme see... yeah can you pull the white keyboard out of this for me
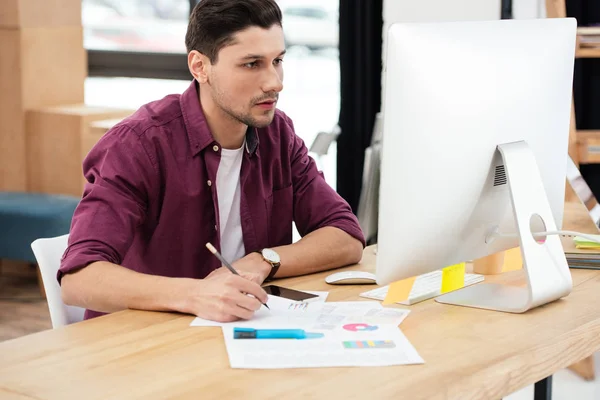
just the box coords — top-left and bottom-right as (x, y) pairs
(359, 270), (485, 305)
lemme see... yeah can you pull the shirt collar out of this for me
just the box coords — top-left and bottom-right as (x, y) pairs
(180, 80), (259, 156)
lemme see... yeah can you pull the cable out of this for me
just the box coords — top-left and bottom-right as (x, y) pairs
(492, 230), (600, 244)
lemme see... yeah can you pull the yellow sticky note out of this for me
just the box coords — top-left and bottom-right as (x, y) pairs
(383, 276), (416, 305)
(502, 247), (523, 272)
(574, 234), (600, 248)
(441, 263), (465, 294)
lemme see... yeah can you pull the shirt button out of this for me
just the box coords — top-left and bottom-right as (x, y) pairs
(207, 180), (212, 187)
(213, 145), (219, 152)
(214, 225), (218, 231)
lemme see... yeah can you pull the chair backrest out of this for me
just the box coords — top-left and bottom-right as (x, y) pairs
(31, 234), (85, 328)
(356, 113), (384, 245)
(308, 125), (341, 156)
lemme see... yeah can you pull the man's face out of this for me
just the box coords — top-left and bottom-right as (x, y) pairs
(206, 25), (285, 128)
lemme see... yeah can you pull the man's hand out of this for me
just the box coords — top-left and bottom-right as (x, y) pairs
(183, 272), (268, 323)
(207, 252), (272, 284)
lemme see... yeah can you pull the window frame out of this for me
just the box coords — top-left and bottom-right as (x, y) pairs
(86, 0), (197, 80)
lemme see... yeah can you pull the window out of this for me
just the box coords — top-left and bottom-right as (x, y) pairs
(83, 0), (189, 53)
(278, 0), (340, 187)
(83, 0), (192, 79)
(284, 7), (329, 20)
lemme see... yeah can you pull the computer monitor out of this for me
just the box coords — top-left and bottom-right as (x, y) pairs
(376, 18), (577, 313)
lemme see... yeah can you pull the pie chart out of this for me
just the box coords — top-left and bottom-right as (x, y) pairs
(342, 323), (378, 332)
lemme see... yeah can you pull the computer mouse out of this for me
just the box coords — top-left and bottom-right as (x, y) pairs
(325, 271), (377, 285)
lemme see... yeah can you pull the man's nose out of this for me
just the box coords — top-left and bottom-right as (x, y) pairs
(262, 65), (283, 94)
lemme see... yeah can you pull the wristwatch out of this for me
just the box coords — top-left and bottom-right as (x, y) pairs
(256, 248), (281, 281)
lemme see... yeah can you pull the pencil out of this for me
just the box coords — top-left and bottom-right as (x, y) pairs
(205, 242), (270, 310)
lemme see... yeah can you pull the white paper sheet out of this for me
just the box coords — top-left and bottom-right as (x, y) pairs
(189, 291), (329, 327)
(222, 323), (424, 369)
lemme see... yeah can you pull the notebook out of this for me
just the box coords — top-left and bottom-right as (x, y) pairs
(561, 235), (600, 270)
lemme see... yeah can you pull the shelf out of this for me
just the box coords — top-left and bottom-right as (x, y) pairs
(576, 130), (600, 164)
(576, 47), (600, 58)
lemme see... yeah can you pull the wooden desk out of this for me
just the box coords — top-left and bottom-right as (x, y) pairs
(1, 257), (600, 399)
(563, 200), (599, 233)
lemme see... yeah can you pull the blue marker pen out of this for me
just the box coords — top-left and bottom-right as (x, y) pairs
(233, 327), (324, 339)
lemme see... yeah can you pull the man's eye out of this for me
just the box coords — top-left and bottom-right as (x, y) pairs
(274, 58), (284, 65)
(244, 61), (258, 68)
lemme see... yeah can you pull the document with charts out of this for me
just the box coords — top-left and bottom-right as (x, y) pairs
(219, 300), (422, 369)
(222, 322), (423, 369)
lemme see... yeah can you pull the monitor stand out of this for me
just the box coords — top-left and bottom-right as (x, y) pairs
(435, 141), (573, 313)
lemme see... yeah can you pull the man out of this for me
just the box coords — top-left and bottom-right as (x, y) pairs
(59, 0), (365, 322)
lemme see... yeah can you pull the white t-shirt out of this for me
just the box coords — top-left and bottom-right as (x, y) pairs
(216, 143), (246, 263)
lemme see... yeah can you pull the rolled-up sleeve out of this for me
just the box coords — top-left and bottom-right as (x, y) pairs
(57, 125), (157, 283)
(285, 117), (366, 247)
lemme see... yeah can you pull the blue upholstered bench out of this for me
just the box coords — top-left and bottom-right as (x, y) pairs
(0, 192), (79, 263)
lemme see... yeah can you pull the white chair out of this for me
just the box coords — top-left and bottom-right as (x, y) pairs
(308, 125), (341, 171)
(31, 234), (85, 328)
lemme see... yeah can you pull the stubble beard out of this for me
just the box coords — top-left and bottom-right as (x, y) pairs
(213, 90), (276, 128)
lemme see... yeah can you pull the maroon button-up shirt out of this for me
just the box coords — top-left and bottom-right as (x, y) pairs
(59, 81), (365, 320)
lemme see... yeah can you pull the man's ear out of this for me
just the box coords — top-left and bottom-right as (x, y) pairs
(188, 50), (210, 84)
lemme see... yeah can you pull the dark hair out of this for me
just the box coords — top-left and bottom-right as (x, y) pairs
(186, 0), (283, 63)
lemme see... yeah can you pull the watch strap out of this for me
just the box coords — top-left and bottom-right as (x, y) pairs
(265, 262), (280, 281)
(255, 250), (281, 281)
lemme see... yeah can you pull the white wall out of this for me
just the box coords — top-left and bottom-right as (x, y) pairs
(383, 0), (545, 37)
(384, 0), (501, 26)
(382, 0), (546, 61)
(513, 0), (546, 19)
(383, 0), (501, 48)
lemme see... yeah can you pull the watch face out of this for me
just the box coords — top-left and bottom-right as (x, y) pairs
(262, 248), (280, 264)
